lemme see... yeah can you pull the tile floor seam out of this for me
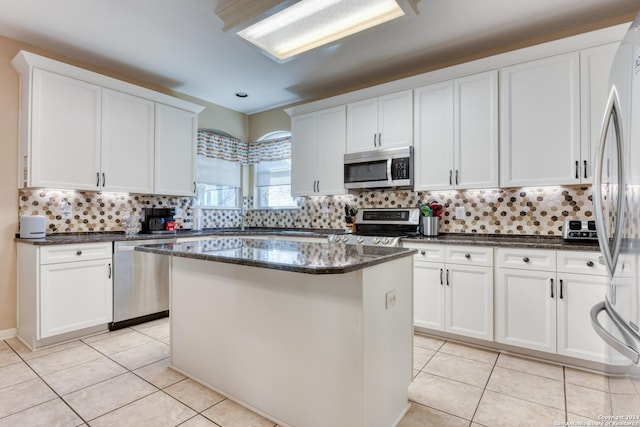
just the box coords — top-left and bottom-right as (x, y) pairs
(468, 355), (498, 425)
(407, 399), (476, 425)
(492, 363), (566, 383)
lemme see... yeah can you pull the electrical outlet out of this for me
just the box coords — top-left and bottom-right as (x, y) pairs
(455, 206), (465, 219)
(385, 290), (396, 309)
(62, 204), (72, 219)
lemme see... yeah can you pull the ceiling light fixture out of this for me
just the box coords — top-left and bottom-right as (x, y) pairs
(217, 0), (418, 62)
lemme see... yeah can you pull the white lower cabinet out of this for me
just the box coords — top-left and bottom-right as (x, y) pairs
(18, 242), (113, 349)
(405, 243), (493, 341)
(496, 248), (612, 363)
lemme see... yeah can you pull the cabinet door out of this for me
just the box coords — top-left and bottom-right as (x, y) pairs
(346, 97), (379, 153)
(455, 70), (499, 189)
(316, 106), (346, 195)
(413, 262), (445, 331)
(101, 89), (155, 193)
(40, 259), (113, 338)
(378, 90), (413, 149)
(495, 268), (557, 352)
(446, 264), (493, 340)
(557, 273), (611, 363)
(30, 69), (101, 190)
(500, 53), (581, 186)
(413, 81), (454, 190)
(155, 104), (197, 196)
(291, 112), (318, 196)
(580, 43), (618, 183)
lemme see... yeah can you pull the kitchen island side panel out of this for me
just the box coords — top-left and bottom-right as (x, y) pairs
(170, 257), (365, 427)
(169, 256), (412, 427)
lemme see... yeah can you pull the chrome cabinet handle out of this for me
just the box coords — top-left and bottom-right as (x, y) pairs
(586, 261), (594, 267)
(96, 172), (100, 187)
(593, 86), (625, 276)
(523, 257), (530, 263)
(550, 278), (554, 298)
(373, 134), (377, 147)
(575, 160), (579, 179)
(107, 263), (112, 279)
(559, 279), (564, 299)
(316, 180), (320, 193)
(439, 268), (443, 285)
(378, 133), (382, 147)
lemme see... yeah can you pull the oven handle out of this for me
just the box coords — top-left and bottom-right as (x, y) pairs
(590, 300), (640, 363)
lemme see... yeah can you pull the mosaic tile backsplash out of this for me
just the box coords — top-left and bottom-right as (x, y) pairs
(18, 186), (594, 236)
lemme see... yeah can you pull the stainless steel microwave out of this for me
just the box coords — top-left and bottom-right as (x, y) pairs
(344, 146), (414, 190)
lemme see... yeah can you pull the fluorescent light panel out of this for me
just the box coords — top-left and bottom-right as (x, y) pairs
(237, 0), (405, 60)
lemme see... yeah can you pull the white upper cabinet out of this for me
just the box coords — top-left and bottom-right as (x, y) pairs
(414, 70), (498, 190)
(101, 89), (155, 193)
(580, 43), (619, 183)
(12, 50), (204, 195)
(154, 104), (198, 196)
(29, 69), (102, 190)
(500, 52), (581, 187)
(292, 106), (346, 196)
(346, 90), (412, 153)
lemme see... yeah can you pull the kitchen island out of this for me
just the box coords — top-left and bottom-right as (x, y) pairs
(137, 238), (415, 427)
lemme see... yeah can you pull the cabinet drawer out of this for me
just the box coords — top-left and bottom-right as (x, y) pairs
(496, 248), (556, 271)
(445, 245), (493, 266)
(40, 242), (113, 264)
(557, 251), (607, 276)
(402, 243), (444, 263)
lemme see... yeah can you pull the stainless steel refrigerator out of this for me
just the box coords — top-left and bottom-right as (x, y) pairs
(591, 12), (640, 376)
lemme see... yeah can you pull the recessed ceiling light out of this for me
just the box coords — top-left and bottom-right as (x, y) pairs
(235, 92), (248, 98)
(235, 0), (407, 61)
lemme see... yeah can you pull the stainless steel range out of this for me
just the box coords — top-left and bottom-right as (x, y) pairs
(328, 208), (420, 247)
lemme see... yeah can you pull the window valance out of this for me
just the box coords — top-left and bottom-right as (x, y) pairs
(197, 130), (292, 165)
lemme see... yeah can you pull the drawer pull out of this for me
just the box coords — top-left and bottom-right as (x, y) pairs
(559, 279), (564, 299)
(550, 278), (554, 298)
(421, 251), (426, 256)
(439, 268), (443, 285)
(465, 253), (471, 259)
(523, 257), (530, 263)
(76, 250), (82, 256)
(586, 261), (594, 267)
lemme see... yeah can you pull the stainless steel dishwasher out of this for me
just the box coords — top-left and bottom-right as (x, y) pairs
(111, 238), (175, 329)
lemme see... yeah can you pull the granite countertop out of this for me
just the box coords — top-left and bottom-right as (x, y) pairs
(14, 228), (346, 245)
(135, 237), (416, 275)
(14, 228), (601, 252)
(403, 233), (601, 251)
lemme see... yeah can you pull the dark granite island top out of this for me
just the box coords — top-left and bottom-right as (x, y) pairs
(135, 237), (416, 274)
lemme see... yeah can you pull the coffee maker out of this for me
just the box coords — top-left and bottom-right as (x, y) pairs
(140, 207), (176, 234)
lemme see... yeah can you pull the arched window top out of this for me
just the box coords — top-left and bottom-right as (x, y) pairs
(257, 130), (291, 141)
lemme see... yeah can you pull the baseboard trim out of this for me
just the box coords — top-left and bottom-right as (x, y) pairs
(0, 328), (17, 341)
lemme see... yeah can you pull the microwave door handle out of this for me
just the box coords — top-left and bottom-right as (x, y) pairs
(591, 301), (640, 363)
(593, 87), (625, 275)
(387, 158), (393, 184)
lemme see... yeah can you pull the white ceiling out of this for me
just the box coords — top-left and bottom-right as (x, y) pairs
(0, 0), (639, 114)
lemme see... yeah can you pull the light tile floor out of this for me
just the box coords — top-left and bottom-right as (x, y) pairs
(0, 319), (638, 426)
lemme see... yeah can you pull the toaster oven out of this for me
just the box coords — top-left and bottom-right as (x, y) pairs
(562, 219), (598, 240)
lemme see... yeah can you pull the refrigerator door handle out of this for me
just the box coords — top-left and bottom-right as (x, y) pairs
(593, 86), (626, 276)
(591, 300), (640, 363)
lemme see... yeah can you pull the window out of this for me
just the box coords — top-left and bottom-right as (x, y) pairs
(253, 131), (296, 209)
(195, 131), (243, 209)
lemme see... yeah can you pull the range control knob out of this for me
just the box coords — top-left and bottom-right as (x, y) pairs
(342, 236), (349, 243)
(357, 236), (364, 244)
(382, 238), (390, 245)
(372, 237), (380, 245)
